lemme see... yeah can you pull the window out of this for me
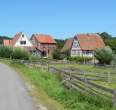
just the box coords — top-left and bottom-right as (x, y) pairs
(72, 50), (77, 55)
(48, 45), (53, 48)
(72, 40), (79, 48)
(86, 51), (92, 55)
(20, 41), (26, 45)
(22, 34), (24, 37)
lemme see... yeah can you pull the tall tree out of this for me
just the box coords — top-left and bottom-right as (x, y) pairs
(55, 39), (65, 49)
(100, 32), (112, 40)
(99, 32), (116, 54)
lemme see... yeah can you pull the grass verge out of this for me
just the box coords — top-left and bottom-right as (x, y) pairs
(4, 61), (116, 110)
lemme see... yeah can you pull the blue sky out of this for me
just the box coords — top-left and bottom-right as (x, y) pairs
(0, 0), (116, 39)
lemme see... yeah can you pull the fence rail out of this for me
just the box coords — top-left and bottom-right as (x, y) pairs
(48, 66), (116, 107)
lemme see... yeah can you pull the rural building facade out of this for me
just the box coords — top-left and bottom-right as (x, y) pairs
(3, 39), (11, 46)
(62, 34), (105, 57)
(2, 32), (56, 57)
(31, 34), (56, 57)
(0, 36), (12, 46)
(3, 32), (34, 52)
(10, 32), (32, 47)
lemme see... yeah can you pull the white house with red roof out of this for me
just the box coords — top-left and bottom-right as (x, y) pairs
(4, 32), (34, 52)
(11, 32), (32, 47)
(62, 34), (105, 57)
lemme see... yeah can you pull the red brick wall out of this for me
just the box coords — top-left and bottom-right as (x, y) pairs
(31, 36), (56, 56)
(39, 43), (56, 56)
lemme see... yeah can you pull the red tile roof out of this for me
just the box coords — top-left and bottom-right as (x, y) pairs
(33, 34), (56, 44)
(76, 34), (105, 50)
(10, 32), (22, 47)
(62, 34), (105, 52)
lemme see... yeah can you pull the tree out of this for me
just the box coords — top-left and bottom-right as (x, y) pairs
(106, 39), (116, 54)
(61, 49), (70, 59)
(52, 48), (61, 60)
(99, 32), (116, 54)
(55, 39), (65, 49)
(95, 46), (113, 64)
(99, 32), (112, 41)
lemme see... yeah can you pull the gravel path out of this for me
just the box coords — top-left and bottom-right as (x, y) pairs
(0, 63), (39, 110)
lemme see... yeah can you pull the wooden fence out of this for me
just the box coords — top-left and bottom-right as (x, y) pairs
(49, 66), (116, 107)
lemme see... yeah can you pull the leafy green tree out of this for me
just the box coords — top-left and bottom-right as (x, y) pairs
(105, 39), (116, 54)
(95, 46), (113, 64)
(99, 32), (116, 54)
(52, 48), (61, 60)
(99, 32), (112, 41)
(61, 49), (70, 59)
(55, 39), (65, 49)
(0, 40), (3, 45)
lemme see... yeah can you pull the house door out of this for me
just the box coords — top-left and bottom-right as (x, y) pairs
(41, 51), (47, 57)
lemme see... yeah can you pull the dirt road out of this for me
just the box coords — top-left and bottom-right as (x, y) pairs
(0, 63), (38, 110)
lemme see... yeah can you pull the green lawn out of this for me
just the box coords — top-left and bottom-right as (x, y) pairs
(5, 61), (115, 110)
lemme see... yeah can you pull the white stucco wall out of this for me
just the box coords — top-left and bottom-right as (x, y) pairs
(15, 34), (32, 47)
(71, 38), (82, 57)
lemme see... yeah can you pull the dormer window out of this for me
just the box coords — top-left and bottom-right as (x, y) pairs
(22, 34), (24, 37)
(20, 41), (26, 45)
(73, 40), (79, 48)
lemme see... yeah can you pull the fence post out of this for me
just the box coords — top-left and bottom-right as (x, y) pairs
(47, 63), (49, 71)
(69, 71), (72, 90)
(69, 71), (71, 80)
(83, 71), (86, 83)
(113, 89), (116, 107)
(33, 63), (35, 68)
(61, 70), (64, 81)
(108, 72), (111, 84)
(83, 71), (89, 91)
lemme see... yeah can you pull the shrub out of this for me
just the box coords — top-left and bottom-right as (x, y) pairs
(12, 48), (29, 60)
(95, 46), (113, 64)
(67, 56), (92, 63)
(61, 50), (70, 59)
(29, 54), (40, 61)
(0, 46), (13, 58)
(52, 48), (62, 60)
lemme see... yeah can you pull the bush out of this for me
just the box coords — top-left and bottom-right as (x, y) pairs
(52, 48), (62, 60)
(61, 50), (70, 59)
(95, 46), (113, 64)
(0, 46), (13, 58)
(29, 54), (40, 61)
(12, 48), (29, 60)
(68, 56), (92, 63)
